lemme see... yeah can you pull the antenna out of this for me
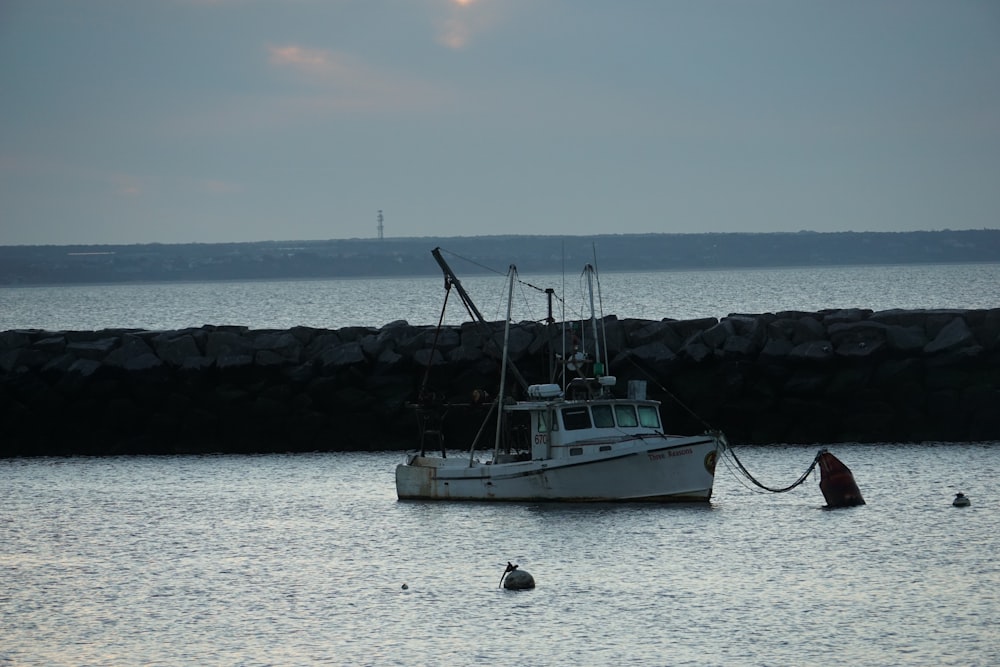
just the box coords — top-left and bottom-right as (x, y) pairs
(377, 210), (384, 240)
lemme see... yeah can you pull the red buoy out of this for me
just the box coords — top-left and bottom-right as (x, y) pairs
(818, 450), (865, 508)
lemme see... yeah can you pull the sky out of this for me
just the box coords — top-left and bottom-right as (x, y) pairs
(1, 1), (999, 246)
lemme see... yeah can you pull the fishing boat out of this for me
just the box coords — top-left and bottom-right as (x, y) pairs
(394, 248), (726, 502)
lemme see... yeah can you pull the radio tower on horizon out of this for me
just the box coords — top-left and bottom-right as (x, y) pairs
(377, 210), (384, 240)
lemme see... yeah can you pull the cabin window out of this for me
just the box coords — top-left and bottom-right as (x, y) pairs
(591, 405), (614, 428)
(561, 406), (592, 431)
(536, 411), (549, 433)
(638, 405), (661, 429)
(614, 405), (638, 427)
(570, 447), (583, 456)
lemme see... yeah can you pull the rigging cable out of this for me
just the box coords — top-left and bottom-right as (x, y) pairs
(440, 247), (561, 297)
(623, 355), (716, 433)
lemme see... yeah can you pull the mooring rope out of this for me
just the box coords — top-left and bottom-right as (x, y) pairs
(722, 447), (823, 493)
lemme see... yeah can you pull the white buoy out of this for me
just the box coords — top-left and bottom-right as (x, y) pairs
(953, 493), (970, 507)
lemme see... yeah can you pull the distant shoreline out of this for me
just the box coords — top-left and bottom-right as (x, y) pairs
(2, 230), (999, 286)
(4, 259), (1000, 291)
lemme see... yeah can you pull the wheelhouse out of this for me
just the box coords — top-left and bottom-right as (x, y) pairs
(505, 397), (666, 461)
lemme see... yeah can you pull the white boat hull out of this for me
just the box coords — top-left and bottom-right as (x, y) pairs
(395, 434), (720, 502)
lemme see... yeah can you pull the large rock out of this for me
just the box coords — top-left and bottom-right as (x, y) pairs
(205, 330), (254, 360)
(628, 320), (681, 349)
(252, 331), (302, 363)
(319, 341), (367, 370)
(67, 337), (119, 360)
(885, 325), (927, 353)
(105, 336), (162, 370)
(153, 333), (202, 366)
(828, 321), (888, 358)
(788, 340), (834, 363)
(620, 341), (676, 368)
(925, 317), (974, 355)
(668, 318), (718, 343)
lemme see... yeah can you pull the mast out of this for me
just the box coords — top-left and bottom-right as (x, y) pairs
(493, 266), (516, 459)
(545, 287), (556, 383)
(592, 243), (609, 371)
(584, 264), (602, 373)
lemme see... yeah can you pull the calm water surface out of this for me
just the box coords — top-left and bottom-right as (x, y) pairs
(2, 263), (998, 331)
(3, 264), (998, 664)
(2, 443), (998, 666)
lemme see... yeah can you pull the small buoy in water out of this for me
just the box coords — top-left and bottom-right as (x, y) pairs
(817, 449), (865, 508)
(498, 561), (535, 590)
(401, 583), (409, 590)
(504, 569), (535, 590)
(953, 493), (970, 507)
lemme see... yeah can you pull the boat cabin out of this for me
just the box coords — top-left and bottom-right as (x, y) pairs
(505, 383), (666, 461)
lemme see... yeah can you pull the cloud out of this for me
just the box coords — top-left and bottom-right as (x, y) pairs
(112, 177), (142, 197)
(268, 45), (339, 73)
(1, 154), (146, 198)
(435, 0), (504, 49)
(267, 44), (451, 112)
(436, 18), (471, 50)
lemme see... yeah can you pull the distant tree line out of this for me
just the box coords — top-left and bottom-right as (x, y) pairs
(1, 230), (998, 285)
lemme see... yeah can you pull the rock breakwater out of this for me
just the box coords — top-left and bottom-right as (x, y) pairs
(2, 308), (999, 456)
